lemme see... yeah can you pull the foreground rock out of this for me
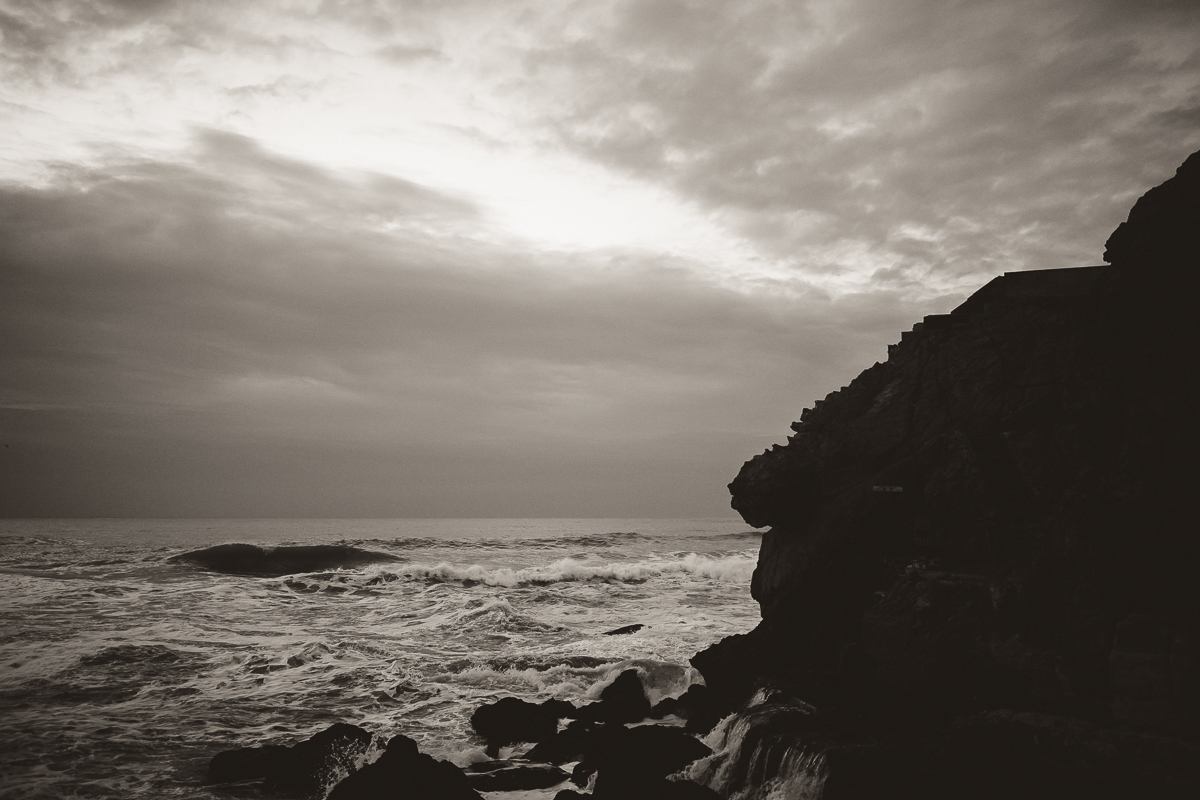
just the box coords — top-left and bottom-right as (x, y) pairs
(689, 151), (1200, 795)
(545, 723), (718, 800)
(470, 696), (572, 757)
(468, 670), (658, 755)
(326, 734), (481, 800)
(573, 725), (713, 793)
(555, 781), (719, 800)
(206, 723), (373, 797)
(575, 669), (652, 723)
(171, 543), (400, 576)
(690, 690), (1200, 800)
(465, 762), (570, 791)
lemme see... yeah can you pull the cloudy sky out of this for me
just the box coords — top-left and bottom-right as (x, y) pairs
(2, 0), (1198, 518)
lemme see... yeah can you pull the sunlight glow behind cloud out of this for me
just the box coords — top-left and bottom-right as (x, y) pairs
(0, 0), (773, 287)
(2, 0), (1199, 516)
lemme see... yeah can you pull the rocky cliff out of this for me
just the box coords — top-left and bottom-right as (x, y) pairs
(689, 151), (1200, 797)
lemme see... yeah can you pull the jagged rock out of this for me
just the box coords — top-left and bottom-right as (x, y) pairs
(697, 150), (1200, 734)
(528, 719), (713, 798)
(206, 744), (290, 785)
(648, 683), (725, 733)
(325, 735), (481, 800)
(524, 720), (607, 764)
(1111, 614), (1200, 732)
(655, 781), (723, 799)
(649, 682), (705, 718)
(469, 696), (571, 756)
(574, 725), (713, 797)
(465, 763), (570, 791)
(554, 780), (720, 800)
(603, 623), (645, 635)
(1104, 150), (1200, 271)
(576, 669), (651, 723)
(207, 723), (373, 798)
(692, 690), (1200, 800)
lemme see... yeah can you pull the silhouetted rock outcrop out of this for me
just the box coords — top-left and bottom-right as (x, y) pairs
(470, 696), (573, 757)
(690, 150), (1200, 797)
(326, 734), (481, 800)
(464, 762), (570, 791)
(575, 668), (653, 723)
(552, 724), (714, 800)
(206, 723), (373, 797)
(170, 543), (400, 576)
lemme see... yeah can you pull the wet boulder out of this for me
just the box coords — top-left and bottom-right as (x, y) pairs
(650, 683), (719, 731)
(326, 735), (481, 800)
(206, 744), (290, 785)
(606, 778), (722, 800)
(207, 722), (374, 798)
(576, 669), (651, 724)
(573, 724), (713, 798)
(524, 720), (607, 764)
(470, 696), (573, 757)
(465, 762), (571, 791)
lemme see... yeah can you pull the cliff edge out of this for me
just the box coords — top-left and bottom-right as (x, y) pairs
(689, 151), (1200, 798)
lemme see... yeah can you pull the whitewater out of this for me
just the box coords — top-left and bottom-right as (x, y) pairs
(0, 518), (760, 799)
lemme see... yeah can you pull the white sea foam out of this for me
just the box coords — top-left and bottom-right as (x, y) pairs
(372, 552), (756, 587)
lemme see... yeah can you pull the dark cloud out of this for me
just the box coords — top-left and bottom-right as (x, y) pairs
(375, 44), (445, 63)
(0, 0), (357, 86)
(0, 132), (919, 516)
(507, 0), (1200, 285)
(6, 0), (1194, 516)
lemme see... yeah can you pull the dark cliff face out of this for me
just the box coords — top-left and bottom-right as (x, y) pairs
(697, 150), (1200, 734)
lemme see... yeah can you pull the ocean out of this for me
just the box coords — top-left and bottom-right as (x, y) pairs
(0, 518), (761, 799)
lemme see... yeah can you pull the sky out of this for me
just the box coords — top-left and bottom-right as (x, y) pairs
(1, 0), (1199, 518)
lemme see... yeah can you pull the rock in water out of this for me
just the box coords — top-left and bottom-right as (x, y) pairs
(524, 720), (607, 764)
(207, 723), (373, 798)
(206, 744), (291, 785)
(465, 763), (571, 791)
(469, 696), (571, 757)
(533, 723), (714, 800)
(576, 669), (652, 723)
(326, 735), (481, 800)
(170, 543), (400, 576)
(603, 624), (645, 635)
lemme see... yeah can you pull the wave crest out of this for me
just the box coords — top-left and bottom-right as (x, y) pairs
(381, 553), (755, 587)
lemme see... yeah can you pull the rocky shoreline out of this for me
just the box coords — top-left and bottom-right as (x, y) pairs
(202, 667), (727, 799)
(201, 152), (1200, 798)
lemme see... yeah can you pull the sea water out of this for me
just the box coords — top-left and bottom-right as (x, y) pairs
(0, 518), (760, 799)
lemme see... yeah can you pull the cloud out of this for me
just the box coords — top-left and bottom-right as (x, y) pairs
(494, 0), (1200, 286)
(374, 44), (445, 64)
(4, 0), (1196, 516)
(0, 131), (921, 516)
(0, 0), (218, 84)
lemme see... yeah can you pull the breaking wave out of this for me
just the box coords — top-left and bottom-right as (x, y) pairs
(372, 553), (756, 587)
